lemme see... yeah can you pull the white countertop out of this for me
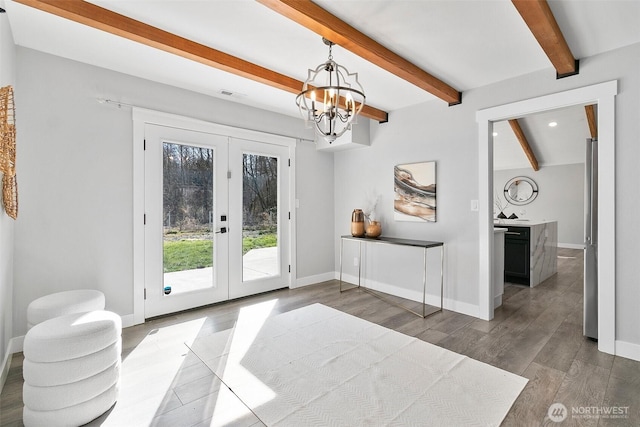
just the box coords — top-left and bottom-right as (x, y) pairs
(493, 219), (557, 226)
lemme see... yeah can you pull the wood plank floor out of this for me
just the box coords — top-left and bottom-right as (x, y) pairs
(2, 248), (639, 426)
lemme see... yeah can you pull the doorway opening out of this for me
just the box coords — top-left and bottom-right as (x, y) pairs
(477, 81), (617, 354)
(492, 104), (597, 337)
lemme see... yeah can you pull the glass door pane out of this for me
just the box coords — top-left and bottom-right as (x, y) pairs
(144, 124), (229, 319)
(242, 153), (279, 281)
(228, 138), (289, 300)
(162, 142), (214, 295)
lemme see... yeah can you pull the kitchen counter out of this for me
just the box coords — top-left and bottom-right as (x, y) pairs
(493, 219), (556, 226)
(497, 220), (558, 287)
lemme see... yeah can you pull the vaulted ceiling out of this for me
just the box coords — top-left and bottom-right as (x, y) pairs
(2, 0), (640, 166)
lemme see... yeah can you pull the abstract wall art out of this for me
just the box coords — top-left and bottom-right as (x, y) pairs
(394, 161), (436, 222)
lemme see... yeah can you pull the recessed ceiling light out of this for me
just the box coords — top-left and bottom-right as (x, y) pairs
(548, 121), (558, 127)
(493, 132), (498, 137)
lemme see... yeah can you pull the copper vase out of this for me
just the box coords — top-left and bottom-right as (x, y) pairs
(351, 209), (365, 237)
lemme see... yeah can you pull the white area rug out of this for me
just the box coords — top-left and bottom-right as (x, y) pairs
(187, 303), (527, 426)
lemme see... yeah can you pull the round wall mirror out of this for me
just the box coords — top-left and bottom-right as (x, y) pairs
(504, 176), (538, 205)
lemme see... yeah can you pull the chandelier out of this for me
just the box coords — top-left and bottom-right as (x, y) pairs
(296, 38), (366, 143)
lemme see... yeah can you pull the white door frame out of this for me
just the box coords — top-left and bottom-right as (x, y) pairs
(476, 80), (617, 355)
(132, 108), (296, 324)
(143, 125), (230, 318)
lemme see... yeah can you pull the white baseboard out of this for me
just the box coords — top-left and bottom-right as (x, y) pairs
(558, 243), (585, 249)
(445, 298), (480, 318)
(293, 272), (335, 288)
(494, 295), (503, 309)
(8, 335), (24, 354)
(0, 344), (11, 394)
(121, 314), (136, 328)
(615, 339), (640, 362)
(0, 336), (24, 394)
(336, 273), (480, 318)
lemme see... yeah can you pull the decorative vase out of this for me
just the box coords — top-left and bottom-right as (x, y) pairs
(351, 209), (365, 237)
(365, 220), (382, 238)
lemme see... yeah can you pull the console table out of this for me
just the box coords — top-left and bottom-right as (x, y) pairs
(339, 235), (444, 318)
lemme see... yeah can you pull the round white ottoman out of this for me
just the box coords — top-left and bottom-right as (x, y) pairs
(22, 310), (122, 427)
(27, 289), (105, 329)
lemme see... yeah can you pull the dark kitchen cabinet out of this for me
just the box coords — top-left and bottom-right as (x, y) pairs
(504, 226), (530, 285)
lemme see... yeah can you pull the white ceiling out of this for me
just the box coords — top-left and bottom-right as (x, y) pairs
(3, 0), (639, 165)
(493, 104), (593, 170)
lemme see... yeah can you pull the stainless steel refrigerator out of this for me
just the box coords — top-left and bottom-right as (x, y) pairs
(584, 137), (598, 340)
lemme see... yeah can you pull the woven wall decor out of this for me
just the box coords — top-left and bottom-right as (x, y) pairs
(0, 85), (18, 219)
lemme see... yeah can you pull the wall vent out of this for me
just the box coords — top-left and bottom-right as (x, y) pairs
(218, 89), (247, 98)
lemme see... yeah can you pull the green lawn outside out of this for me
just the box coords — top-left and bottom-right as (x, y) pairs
(163, 239), (212, 273)
(242, 234), (277, 256)
(163, 234), (277, 273)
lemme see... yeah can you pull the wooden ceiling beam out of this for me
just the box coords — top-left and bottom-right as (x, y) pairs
(257, 0), (462, 105)
(585, 104), (598, 139)
(14, 0), (389, 123)
(511, 0), (578, 78)
(508, 119), (540, 171)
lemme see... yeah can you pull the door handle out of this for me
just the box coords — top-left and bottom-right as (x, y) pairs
(505, 232), (521, 235)
(215, 227), (227, 234)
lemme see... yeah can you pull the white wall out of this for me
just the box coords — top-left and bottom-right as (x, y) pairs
(494, 163), (585, 247)
(0, 12), (16, 376)
(335, 105), (481, 313)
(294, 140), (335, 283)
(10, 40), (640, 354)
(13, 47), (333, 338)
(334, 42), (640, 347)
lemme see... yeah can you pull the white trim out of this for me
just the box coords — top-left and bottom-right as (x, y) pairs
(615, 340), (640, 362)
(132, 114), (145, 326)
(120, 314), (136, 329)
(289, 143), (297, 292)
(338, 273), (479, 318)
(477, 81), (617, 355)
(9, 336), (24, 354)
(132, 108), (296, 148)
(9, 336), (24, 353)
(294, 272), (335, 288)
(132, 107), (297, 323)
(1, 343), (12, 393)
(0, 336), (25, 392)
(478, 118), (493, 321)
(494, 295), (503, 309)
(558, 243), (585, 250)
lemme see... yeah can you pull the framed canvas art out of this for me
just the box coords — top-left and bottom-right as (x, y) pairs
(394, 161), (436, 222)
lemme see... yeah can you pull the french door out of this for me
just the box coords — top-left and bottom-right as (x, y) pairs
(144, 124), (290, 318)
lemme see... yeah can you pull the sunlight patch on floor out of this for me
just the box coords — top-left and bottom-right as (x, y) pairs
(216, 299), (279, 409)
(99, 318), (207, 426)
